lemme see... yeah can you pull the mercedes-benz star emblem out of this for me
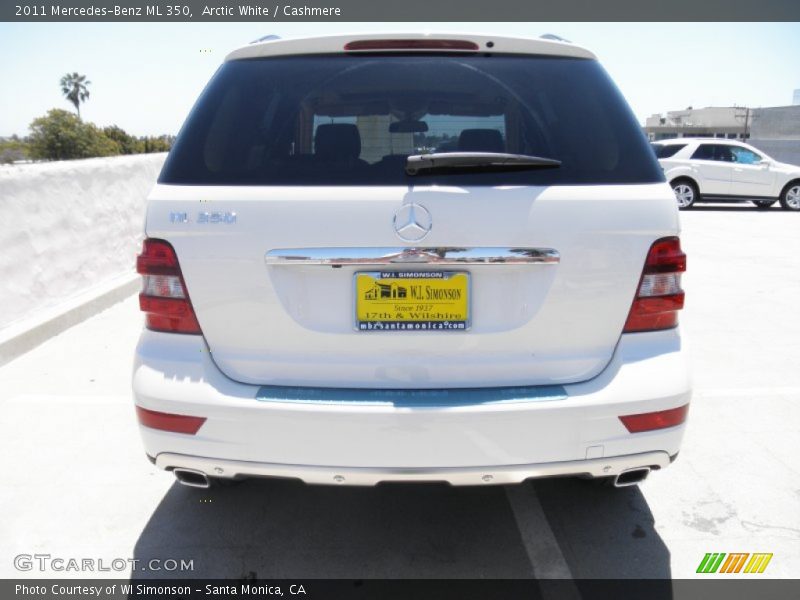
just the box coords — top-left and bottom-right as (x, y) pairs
(393, 203), (432, 242)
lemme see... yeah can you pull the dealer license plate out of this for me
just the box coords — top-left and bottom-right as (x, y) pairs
(355, 271), (470, 331)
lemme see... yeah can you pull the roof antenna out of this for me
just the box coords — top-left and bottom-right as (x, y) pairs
(540, 33), (572, 44)
(250, 34), (281, 44)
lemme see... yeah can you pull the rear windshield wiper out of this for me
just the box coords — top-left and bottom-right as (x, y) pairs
(405, 152), (561, 176)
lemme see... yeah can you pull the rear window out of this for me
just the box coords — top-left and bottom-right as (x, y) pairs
(160, 54), (663, 186)
(651, 143), (686, 159)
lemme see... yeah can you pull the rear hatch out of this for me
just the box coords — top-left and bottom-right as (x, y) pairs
(147, 43), (675, 388)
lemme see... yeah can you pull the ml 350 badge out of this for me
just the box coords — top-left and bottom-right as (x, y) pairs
(355, 271), (470, 331)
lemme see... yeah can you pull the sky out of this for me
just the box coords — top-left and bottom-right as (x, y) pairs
(1, 22), (799, 137)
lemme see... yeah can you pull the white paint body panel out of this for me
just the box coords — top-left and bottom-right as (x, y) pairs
(657, 138), (800, 198)
(145, 183), (679, 388)
(133, 328), (690, 479)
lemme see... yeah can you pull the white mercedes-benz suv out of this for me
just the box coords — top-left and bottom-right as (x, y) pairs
(132, 33), (691, 490)
(653, 138), (800, 210)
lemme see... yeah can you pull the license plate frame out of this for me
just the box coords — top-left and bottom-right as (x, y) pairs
(354, 271), (471, 332)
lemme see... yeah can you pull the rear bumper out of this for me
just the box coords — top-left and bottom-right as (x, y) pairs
(132, 328), (691, 485)
(158, 451), (671, 486)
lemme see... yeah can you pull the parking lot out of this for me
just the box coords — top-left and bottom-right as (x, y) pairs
(2, 203), (799, 581)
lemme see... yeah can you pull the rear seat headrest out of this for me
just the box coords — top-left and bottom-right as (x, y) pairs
(315, 124), (362, 160)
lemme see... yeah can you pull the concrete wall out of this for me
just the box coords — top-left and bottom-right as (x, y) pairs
(750, 105), (800, 140)
(0, 154), (166, 331)
(749, 140), (800, 166)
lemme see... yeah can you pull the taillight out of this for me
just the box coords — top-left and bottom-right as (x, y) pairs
(136, 406), (206, 434)
(136, 239), (201, 334)
(344, 39), (479, 52)
(623, 237), (686, 333)
(619, 404), (689, 433)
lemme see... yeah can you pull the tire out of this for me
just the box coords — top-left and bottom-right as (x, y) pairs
(752, 199), (776, 209)
(671, 180), (697, 209)
(780, 182), (800, 211)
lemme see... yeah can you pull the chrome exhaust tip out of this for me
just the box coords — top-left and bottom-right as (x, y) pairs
(613, 467), (651, 488)
(173, 468), (211, 489)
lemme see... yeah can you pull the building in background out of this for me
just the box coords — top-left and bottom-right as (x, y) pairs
(644, 107), (752, 141)
(793, 89), (800, 105)
(748, 105), (800, 165)
(645, 104), (800, 165)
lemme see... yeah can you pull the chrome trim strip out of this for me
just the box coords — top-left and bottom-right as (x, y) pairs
(265, 247), (560, 266)
(156, 451), (670, 487)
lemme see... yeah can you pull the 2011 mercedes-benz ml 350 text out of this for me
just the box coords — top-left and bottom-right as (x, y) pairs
(132, 33), (691, 489)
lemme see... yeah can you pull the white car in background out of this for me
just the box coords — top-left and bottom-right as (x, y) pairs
(132, 33), (691, 490)
(653, 138), (800, 210)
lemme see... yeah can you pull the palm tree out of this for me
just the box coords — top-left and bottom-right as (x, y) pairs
(60, 72), (91, 118)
